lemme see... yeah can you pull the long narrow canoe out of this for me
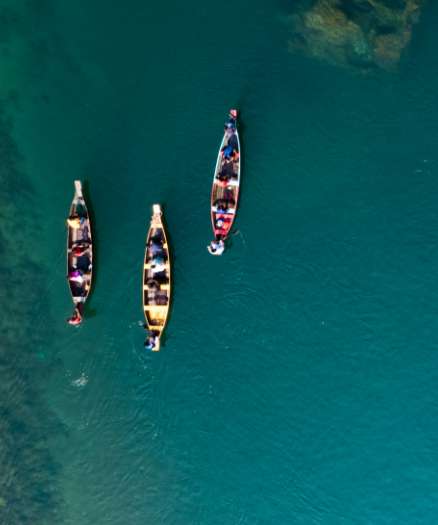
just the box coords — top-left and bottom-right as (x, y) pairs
(142, 204), (171, 351)
(209, 109), (241, 255)
(66, 180), (93, 324)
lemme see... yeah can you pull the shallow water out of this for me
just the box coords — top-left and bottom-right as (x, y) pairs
(2, 1), (438, 524)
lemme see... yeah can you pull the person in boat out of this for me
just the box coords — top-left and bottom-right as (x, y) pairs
(217, 200), (230, 213)
(217, 160), (235, 181)
(146, 278), (160, 290)
(72, 244), (90, 257)
(223, 188), (235, 204)
(151, 255), (167, 275)
(67, 305), (83, 325)
(224, 111), (237, 132)
(208, 236), (225, 255)
(227, 132), (238, 153)
(225, 120), (235, 131)
(67, 215), (85, 229)
(214, 198), (226, 211)
(69, 269), (85, 284)
(217, 171), (230, 182)
(144, 331), (158, 350)
(215, 218), (225, 230)
(222, 144), (234, 160)
(149, 237), (164, 257)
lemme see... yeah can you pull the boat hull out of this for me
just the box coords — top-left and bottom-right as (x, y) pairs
(142, 204), (171, 351)
(66, 181), (93, 310)
(210, 112), (241, 243)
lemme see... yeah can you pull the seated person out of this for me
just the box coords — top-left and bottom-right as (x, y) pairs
(67, 305), (83, 325)
(149, 235), (164, 257)
(215, 218), (227, 231)
(146, 278), (160, 290)
(144, 331), (158, 351)
(224, 110), (237, 133)
(72, 243), (90, 257)
(217, 160), (235, 181)
(69, 269), (85, 285)
(228, 133), (238, 152)
(67, 215), (84, 229)
(149, 243), (163, 258)
(155, 293), (169, 306)
(224, 121), (235, 133)
(222, 145), (234, 160)
(151, 255), (167, 275)
(208, 236), (225, 255)
(217, 200), (230, 213)
(151, 232), (163, 244)
(75, 255), (91, 273)
(223, 189), (235, 204)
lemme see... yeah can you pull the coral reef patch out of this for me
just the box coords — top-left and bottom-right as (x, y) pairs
(287, 0), (424, 71)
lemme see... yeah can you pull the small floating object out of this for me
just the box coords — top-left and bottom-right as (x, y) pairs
(208, 108), (241, 256)
(66, 180), (93, 325)
(142, 204), (171, 351)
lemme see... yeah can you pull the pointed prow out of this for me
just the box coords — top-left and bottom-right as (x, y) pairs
(74, 180), (83, 199)
(153, 203), (162, 217)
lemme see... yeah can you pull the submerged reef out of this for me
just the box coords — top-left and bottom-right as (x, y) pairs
(0, 105), (62, 525)
(0, 4), (63, 523)
(287, 0), (425, 71)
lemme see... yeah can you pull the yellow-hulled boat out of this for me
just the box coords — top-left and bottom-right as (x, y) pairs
(142, 204), (171, 351)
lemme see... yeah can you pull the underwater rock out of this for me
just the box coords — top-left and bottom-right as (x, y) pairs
(287, 0), (424, 71)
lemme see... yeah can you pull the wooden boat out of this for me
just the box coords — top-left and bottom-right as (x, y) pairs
(142, 204), (171, 351)
(209, 109), (241, 255)
(66, 180), (93, 324)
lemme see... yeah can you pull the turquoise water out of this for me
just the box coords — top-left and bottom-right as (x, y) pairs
(2, 1), (438, 523)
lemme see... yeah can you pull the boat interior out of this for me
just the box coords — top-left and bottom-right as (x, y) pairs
(68, 202), (92, 301)
(212, 132), (240, 237)
(212, 130), (240, 213)
(143, 227), (170, 329)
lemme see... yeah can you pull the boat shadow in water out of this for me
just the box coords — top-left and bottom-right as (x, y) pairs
(80, 179), (98, 319)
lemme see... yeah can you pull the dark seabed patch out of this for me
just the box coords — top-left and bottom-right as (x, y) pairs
(3, 0), (438, 524)
(0, 104), (63, 524)
(0, 2), (64, 524)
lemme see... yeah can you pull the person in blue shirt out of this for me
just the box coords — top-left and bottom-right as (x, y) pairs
(222, 145), (234, 159)
(144, 331), (158, 350)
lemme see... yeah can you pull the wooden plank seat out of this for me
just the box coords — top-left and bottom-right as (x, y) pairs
(143, 305), (168, 311)
(211, 206), (235, 214)
(144, 263), (170, 270)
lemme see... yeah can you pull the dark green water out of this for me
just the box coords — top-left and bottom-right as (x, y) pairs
(2, 1), (438, 523)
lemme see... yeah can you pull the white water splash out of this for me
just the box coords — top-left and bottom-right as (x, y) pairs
(71, 372), (88, 388)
